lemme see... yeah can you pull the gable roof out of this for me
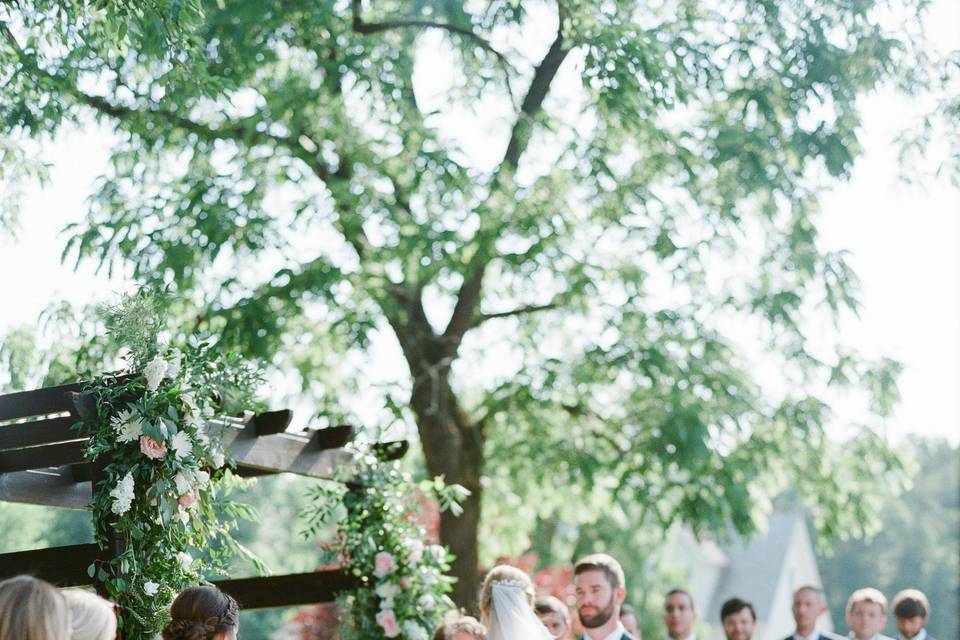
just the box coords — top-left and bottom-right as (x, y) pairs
(706, 511), (802, 624)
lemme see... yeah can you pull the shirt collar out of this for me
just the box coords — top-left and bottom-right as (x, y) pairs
(902, 630), (927, 640)
(588, 620), (628, 640)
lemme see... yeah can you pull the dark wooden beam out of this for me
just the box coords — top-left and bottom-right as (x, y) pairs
(214, 569), (358, 609)
(0, 440), (87, 474)
(0, 416), (79, 451)
(0, 543), (106, 586)
(0, 382), (80, 421)
(252, 409), (294, 436)
(308, 424), (355, 451)
(0, 467), (92, 509)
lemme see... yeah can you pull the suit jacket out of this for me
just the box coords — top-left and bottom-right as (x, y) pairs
(782, 633), (845, 640)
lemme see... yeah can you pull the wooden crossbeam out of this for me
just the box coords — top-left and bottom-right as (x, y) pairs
(0, 416), (79, 451)
(0, 382), (80, 421)
(0, 467), (92, 509)
(214, 570), (358, 610)
(0, 543), (108, 586)
(0, 440), (87, 474)
(0, 543), (356, 609)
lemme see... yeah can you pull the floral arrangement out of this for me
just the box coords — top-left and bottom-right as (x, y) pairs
(301, 444), (468, 640)
(78, 291), (263, 638)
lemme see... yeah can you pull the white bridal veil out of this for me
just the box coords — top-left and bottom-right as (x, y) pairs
(487, 581), (554, 640)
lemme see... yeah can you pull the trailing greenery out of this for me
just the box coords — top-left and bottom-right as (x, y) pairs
(78, 290), (263, 639)
(1, 0), (946, 604)
(301, 444), (466, 640)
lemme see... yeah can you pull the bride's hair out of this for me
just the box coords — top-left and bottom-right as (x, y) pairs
(161, 586), (238, 640)
(479, 565), (535, 621)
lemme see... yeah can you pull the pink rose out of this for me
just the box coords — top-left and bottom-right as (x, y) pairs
(178, 492), (196, 508)
(399, 576), (411, 589)
(373, 551), (397, 577)
(376, 609), (400, 638)
(139, 436), (167, 460)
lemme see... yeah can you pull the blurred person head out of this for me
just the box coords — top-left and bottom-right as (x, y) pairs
(620, 603), (641, 639)
(535, 595), (571, 639)
(720, 598), (756, 640)
(161, 586), (239, 640)
(63, 589), (116, 640)
(573, 553), (626, 633)
(0, 575), (71, 640)
(664, 589), (696, 640)
(891, 590), (930, 640)
(792, 586), (828, 635)
(479, 565), (535, 624)
(845, 588), (888, 640)
(433, 612), (487, 640)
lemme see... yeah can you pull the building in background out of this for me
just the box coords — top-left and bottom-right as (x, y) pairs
(665, 512), (834, 640)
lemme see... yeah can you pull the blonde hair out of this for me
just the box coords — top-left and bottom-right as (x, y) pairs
(0, 575), (71, 640)
(846, 588), (888, 615)
(432, 611), (486, 640)
(479, 565), (535, 621)
(63, 589), (117, 640)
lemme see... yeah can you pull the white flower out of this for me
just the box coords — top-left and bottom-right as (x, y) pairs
(375, 581), (400, 609)
(143, 355), (168, 392)
(176, 507), (190, 525)
(194, 470), (210, 489)
(174, 471), (194, 496)
(417, 594), (436, 611)
(110, 409), (143, 444)
(210, 450), (225, 469)
(181, 391), (197, 411)
(143, 581), (159, 596)
(170, 431), (193, 460)
(375, 582), (401, 600)
(176, 552), (193, 570)
(427, 544), (446, 562)
(420, 569), (439, 588)
(109, 472), (135, 515)
(402, 620), (429, 640)
(407, 539), (424, 564)
(166, 349), (182, 380)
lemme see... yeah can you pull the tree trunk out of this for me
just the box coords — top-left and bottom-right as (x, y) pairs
(385, 295), (487, 612)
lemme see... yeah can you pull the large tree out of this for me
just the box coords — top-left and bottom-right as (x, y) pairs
(0, 0), (924, 606)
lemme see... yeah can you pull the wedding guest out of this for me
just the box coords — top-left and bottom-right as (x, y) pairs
(573, 553), (632, 640)
(161, 585), (239, 640)
(535, 595), (571, 639)
(664, 589), (697, 640)
(620, 604), (642, 640)
(784, 586), (831, 640)
(479, 565), (551, 640)
(891, 590), (934, 640)
(63, 589), (116, 640)
(433, 612), (487, 640)
(845, 588), (893, 640)
(0, 574), (71, 640)
(720, 597), (756, 640)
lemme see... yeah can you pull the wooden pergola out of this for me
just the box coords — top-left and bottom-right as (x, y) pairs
(0, 381), (406, 609)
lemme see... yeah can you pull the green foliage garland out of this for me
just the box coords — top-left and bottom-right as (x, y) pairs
(78, 291), (263, 638)
(302, 445), (467, 640)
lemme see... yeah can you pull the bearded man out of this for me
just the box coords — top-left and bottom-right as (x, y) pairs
(573, 553), (635, 640)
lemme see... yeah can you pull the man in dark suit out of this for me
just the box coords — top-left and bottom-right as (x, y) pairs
(892, 590), (936, 640)
(573, 553), (634, 640)
(784, 586), (836, 640)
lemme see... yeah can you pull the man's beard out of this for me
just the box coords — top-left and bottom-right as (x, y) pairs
(578, 597), (616, 629)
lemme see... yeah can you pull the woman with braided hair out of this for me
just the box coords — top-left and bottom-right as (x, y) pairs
(161, 586), (239, 640)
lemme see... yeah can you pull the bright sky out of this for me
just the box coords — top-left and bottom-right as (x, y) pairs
(1, 3), (957, 445)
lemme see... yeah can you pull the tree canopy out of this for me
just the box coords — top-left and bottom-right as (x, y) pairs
(0, 0), (933, 605)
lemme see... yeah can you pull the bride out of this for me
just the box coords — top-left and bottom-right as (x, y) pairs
(480, 565), (554, 640)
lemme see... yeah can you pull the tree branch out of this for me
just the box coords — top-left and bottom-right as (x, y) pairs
(474, 300), (560, 325)
(500, 18), (569, 171)
(351, 0), (515, 104)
